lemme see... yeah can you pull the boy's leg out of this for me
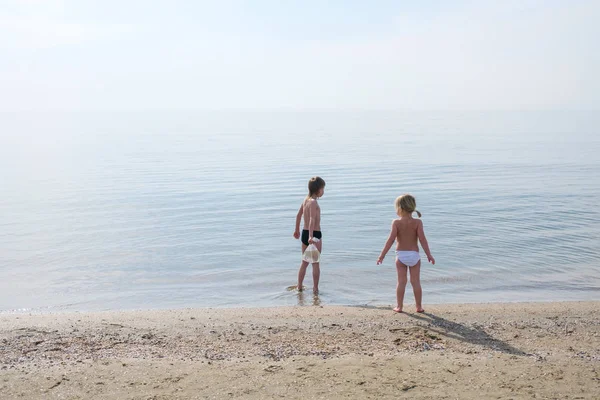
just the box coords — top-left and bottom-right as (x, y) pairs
(395, 259), (408, 312)
(312, 262), (320, 293)
(297, 244), (309, 291)
(409, 260), (424, 312)
(312, 240), (322, 293)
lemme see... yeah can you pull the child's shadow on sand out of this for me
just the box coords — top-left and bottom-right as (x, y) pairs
(407, 311), (529, 356)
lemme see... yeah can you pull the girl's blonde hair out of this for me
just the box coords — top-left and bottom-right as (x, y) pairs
(395, 194), (422, 218)
(306, 176), (326, 199)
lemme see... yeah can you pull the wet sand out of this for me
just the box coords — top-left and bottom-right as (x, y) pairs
(1, 301), (599, 399)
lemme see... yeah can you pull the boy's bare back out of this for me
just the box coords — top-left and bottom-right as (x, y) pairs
(393, 217), (422, 252)
(302, 198), (321, 230)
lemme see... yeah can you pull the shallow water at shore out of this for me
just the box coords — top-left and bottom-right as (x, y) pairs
(1, 110), (599, 312)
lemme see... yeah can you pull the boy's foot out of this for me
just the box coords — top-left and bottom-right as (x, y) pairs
(313, 287), (319, 295)
(393, 307), (403, 313)
(416, 308), (425, 313)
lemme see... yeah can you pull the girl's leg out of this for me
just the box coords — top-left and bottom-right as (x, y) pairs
(395, 259), (408, 312)
(297, 244), (309, 291)
(312, 240), (322, 293)
(409, 260), (424, 312)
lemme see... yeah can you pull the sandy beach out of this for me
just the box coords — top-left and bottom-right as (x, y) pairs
(1, 301), (598, 399)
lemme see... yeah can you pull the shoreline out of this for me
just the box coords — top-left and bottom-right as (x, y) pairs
(1, 301), (599, 399)
(3, 297), (600, 316)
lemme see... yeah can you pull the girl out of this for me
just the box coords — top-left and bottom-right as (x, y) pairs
(293, 176), (326, 293)
(377, 194), (435, 313)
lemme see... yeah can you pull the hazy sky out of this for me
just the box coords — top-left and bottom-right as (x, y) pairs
(1, 0), (599, 111)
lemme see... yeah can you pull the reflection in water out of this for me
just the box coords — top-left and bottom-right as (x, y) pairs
(297, 290), (321, 306)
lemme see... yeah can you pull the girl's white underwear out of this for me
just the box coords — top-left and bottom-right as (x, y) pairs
(396, 251), (421, 267)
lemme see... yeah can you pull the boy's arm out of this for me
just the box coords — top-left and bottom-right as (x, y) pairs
(307, 201), (317, 242)
(293, 203), (303, 239)
(377, 221), (397, 264)
(417, 220), (435, 264)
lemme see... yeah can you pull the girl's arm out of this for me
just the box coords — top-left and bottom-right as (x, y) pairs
(376, 221), (397, 265)
(293, 203), (303, 239)
(417, 220), (435, 264)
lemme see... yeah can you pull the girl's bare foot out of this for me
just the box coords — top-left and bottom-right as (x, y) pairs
(416, 308), (425, 313)
(393, 306), (403, 313)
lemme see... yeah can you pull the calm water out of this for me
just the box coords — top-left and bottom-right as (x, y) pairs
(1, 111), (599, 313)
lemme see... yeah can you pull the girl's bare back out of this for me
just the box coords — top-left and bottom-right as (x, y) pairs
(394, 217), (421, 252)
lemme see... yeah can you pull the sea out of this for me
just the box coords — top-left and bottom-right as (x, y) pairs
(1, 110), (599, 312)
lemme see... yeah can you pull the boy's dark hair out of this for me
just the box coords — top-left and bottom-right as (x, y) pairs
(307, 176), (326, 199)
